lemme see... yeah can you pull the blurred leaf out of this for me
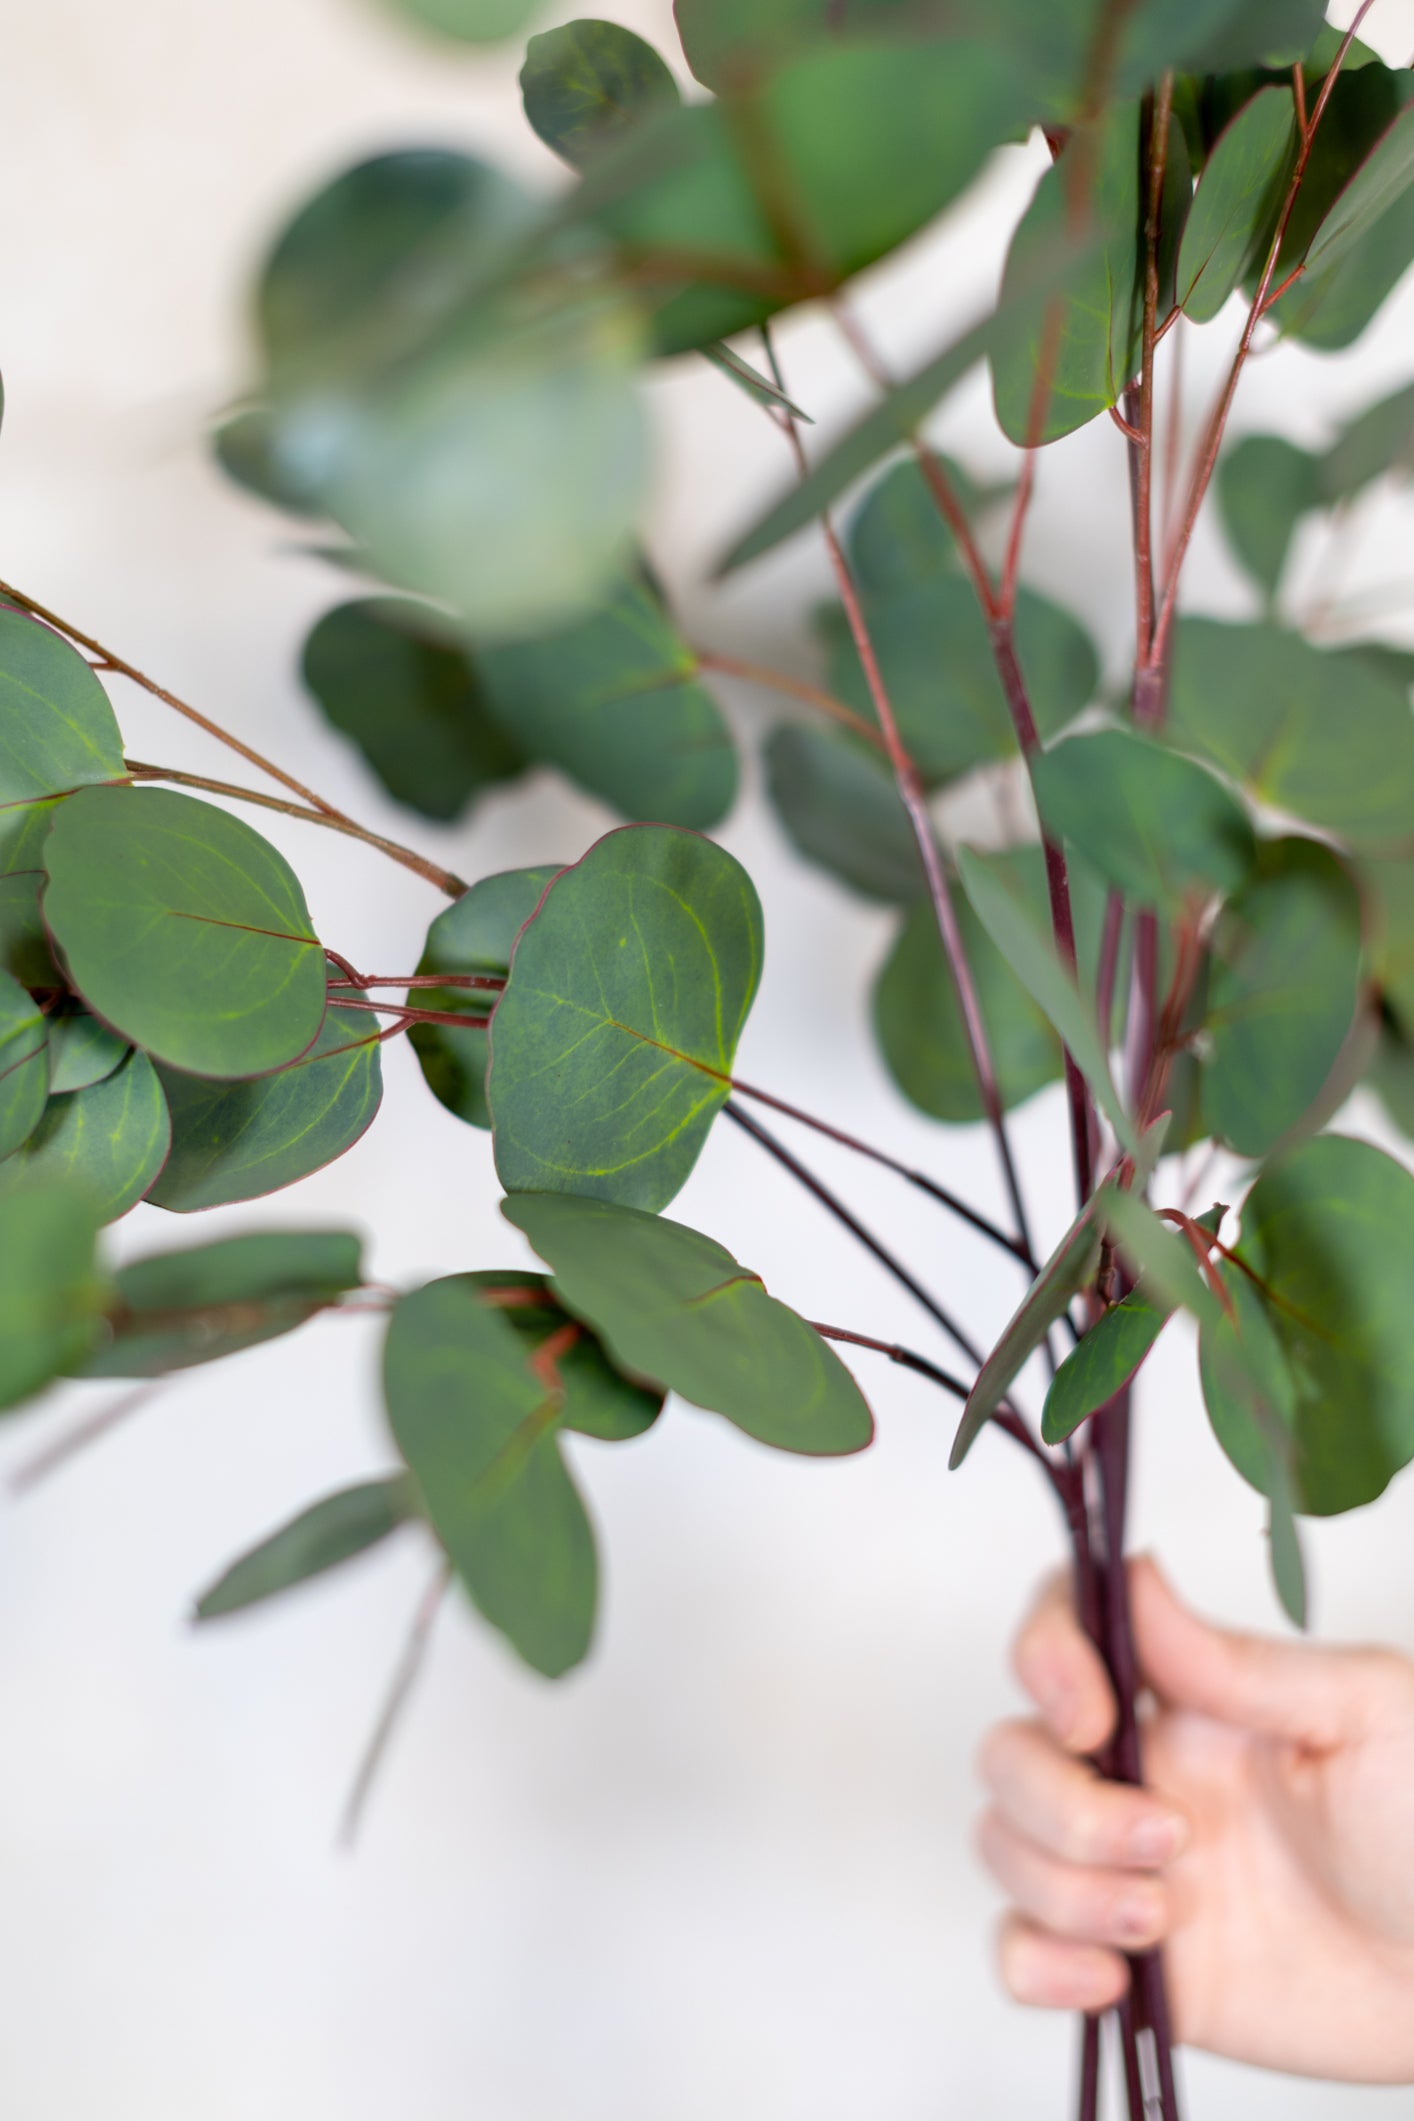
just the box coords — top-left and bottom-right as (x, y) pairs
(83, 1230), (362, 1379)
(765, 724), (919, 903)
(479, 574), (737, 827)
(212, 403), (326, 518)
(490, 826), (762, 1210)
(1168, 617), (1414, 847)
(504, 1192), (874, 1454)
(1032, 728), (1255, 908)
(384, 1276), (597, 1677)
(0, 801), (60, 988)
(1194, 0), (1325, 69)
(1216, 433), (1322, 599)
(1367, 1015), (1414, 1136)
(521, 20), (680, 169)
(957, 846), (1138, 1153)
(1320, 377), (1414, 501)
(383, 0), (538, 43)
(720, 234), (1098, 570)
(950, 1205), (1103, 1468)
(1042, 1291), (1168, 1443)
(701, 341), (814, 421)
(1200, 1134), (1414, 1513)
(821, 578), (1099, 785)
(0, 1182), (108, 1413)
(149, 1007), (383, 1212)
(410, 866), (559, 1131)
(46, 1010), (130, 1095)
(1364, 855), (1414, 1035)
(301, 599), (527, 823)
(0, 1050), (169, 1224)
(194, 1476), (418, 1621)
(1202, 838), (1363, 1156)
(462, 1271), (664, 1439)
(1302, 99), (1414, 278)
(1268, 1461), (1308, 1626)
(845, 454), (1012, 595)
(0, 607), (125, 809)
(1177, 86), (1295, 322)
(1101, 1189), (1222, 1326)
(0, 967), (49, 1160)
(43, 787), (327, 1080)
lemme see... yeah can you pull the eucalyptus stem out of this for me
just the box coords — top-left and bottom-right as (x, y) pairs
(339, 1560), (451, 1849)
(695, 648), (885, 748)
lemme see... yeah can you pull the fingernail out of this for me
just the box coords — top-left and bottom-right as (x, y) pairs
(1114, 1889), (1161, 1943)
(1128, 1812), (1185, 1865)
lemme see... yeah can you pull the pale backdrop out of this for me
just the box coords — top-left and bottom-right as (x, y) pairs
(2, 2), (1414, 2115)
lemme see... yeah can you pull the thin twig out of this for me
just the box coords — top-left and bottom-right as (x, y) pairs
(8, 1380), (169, 1495)
(696, 649), (886, 749)
(125, 761), (465, 897)
(339, 1560), (451, 1849)
(325, 995), (495, 1031)
(812, 1321), (1054, 1474)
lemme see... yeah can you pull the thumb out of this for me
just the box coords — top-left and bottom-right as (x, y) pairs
(1131, 1557), (1376, 1750)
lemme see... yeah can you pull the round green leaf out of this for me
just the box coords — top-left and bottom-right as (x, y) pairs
(479, 574), (737, 828)
(0, 606), (125, 811)
(194, 1476), (417, 1621)
(521, 20), (681, 170)
(845, 454), (1011, 595)
(503, 1192), (874, 1455)
(464, 1271), (663, 1440)
(1216, 434), (1322, 600)
(46, 1010), (130, 1094)
(410, 866), (560, 1131)
(489, 825), (763, 1210)
(0, 1049), (170, 1223)
(0, 965), (49, 1160)
(1201, 1135), (1414, 1514)
(148, 1006), (382, 1212)
(82, 1229), (362, 1379)
(1176, 86), (1295, 323)
(1202, 838), (1363, 1157)
(382, 0), (537, 43)
(384, 1276), (597, 1678)
(1032, 728), (1255, 909)
(42, 786), (327, 1079)
(0, 1180), (109, 1413)
(765, 724), (920, 905)
(1320, 377), (1414, 502)
(302, 600), (526, 823)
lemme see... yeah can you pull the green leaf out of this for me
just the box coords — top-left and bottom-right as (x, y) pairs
(1203, 838), (1363, 1157)
(845, 455), (1011, 596)
(765, 725), (919, 905)
(1032, 728), (1255, 909)
(462, 1271), (663, 1439)
(503, 1192), (874, 1455)
(1303, 99), (1414, 278)
(1042, 1291), (1169, 1444)
(1267, 1447), (1308, 1627)
(1365, 855), (1414, 1036)
(1194, 0), (1326, 70)
(1320, 377), (1414, 501)
(820, 578), (1099, 785)
(46, 1010), (130, 1095)
(384, 1276), (598, 1677)
(950, 1204), (1103, 1467)
(479, 575), (737, 828)
(0, 1181), (108, 1412)
(1200, 1134), (1414, 1513)
(1216, 433), (1322, 599)
(194, 1476), (417, 1621)
(0, 799), (61, 988)
(42, 786), (327, 1079)
(82, 1229), (362, 1379)
(212, 402), (326, 518)
(1177, 86), (1295, 321)
(1168, 617), (1414, 848)
(701, 341), (814, 422)
(0, 1049), (170, 1224)
(874, 849), (1076, 1124)
(148, 1006), (383, 1212)
(0, 606), (125, 811)
(1366, 1015), (1414, 1137)
(383, 0), (536, 38)
(956, 845), (1138, 1154)
(1100, 1189), (1222, 1327)
(521, 20), (681, 169)
(301, 600), (527, 823)
(0, 966), (49, 1160)
(489, 826), (763, 1210)
(410, 866), (559, 1131)
(719, 233), (1100, 572)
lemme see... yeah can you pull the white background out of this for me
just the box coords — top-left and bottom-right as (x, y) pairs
(2, 2), (1414, 2114)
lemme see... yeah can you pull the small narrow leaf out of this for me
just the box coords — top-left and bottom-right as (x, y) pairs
(1267, 1448), (1308, 1627)
(1041, 1292), (1169, 1444)
(1216, 434), (1322, 600)
(503, 1192), (873, 1456)
(1177, 87), (1296, 322)
(1101, 1191), (1221, 1327)
(956, 845), (1138, 1154)
(702, 341), (814, 421)
(194, 1477), (417, 1621)
(950, 1208), (1102, 1468)
(489, 826), (763, 1211)
(1302, 101), (1414, 278)
(1320, 376), (1414, 501)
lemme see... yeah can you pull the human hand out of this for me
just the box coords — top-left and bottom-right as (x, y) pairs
(976, 1558), (1414, 2083)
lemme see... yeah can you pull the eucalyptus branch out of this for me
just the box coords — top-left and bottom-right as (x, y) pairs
(125, 760), (466, 897)
(696, 648), (886, 748)
(1150, 0), (1379, 671)
(812, 1322), (1058, 1478)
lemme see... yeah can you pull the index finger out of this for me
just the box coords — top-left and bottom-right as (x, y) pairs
(1012, 1568), (1118, 1756)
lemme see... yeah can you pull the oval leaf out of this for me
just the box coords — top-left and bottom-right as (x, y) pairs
(149, 1006), (382, 1212)
(384, 1276), (597, 1678)
(1216, 434), (1322, 600)
(42, 786), (327, 1079)
(521, 20), (681, 169)
(194, 1477), (417, 1621)
(0, 1049), (170, 1223)
(411, 866), (560, 1131)
(1042, 1291), (1169, 1444)
(46, 1010), (130, 1095)
(1032, 728), (1255, 909)
(1177, 86), (1296, 322)
(950, 1206), (1102, 1468)
(765, 724), (920, 905)
(504, 1192), (873, 1455)
(0, 607), (125, 810)
(0, 966), (49, 1160)
(489, 826), (763, 1210)
(0, 1181), (108, 1413)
